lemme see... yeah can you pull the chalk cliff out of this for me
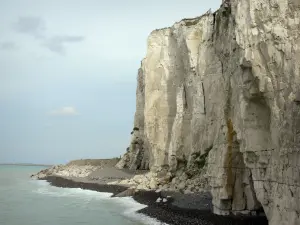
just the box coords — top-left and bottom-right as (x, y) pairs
(117, 0), (300, 224)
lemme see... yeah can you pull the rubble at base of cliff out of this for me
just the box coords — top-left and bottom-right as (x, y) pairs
(111, 169), (209, 195)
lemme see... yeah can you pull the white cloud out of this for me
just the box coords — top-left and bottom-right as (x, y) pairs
(49, 106), (80, 116)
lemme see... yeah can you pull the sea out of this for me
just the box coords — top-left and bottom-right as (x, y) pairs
(0, 165), (164, 225)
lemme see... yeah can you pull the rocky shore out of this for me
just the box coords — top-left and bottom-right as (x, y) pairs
(32, 160), (268, 225)
(39, 175), (268, 225)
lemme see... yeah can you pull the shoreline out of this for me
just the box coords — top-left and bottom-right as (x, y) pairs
(40, 175), (268, 225)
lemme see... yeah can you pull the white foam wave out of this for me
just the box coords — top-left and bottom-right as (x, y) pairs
(32, 180), (113, 199)
(34, 187), (112, 198)
(125, 212), (169, 225)
(32, 181), (168, 225)
(113, 197), (169, 225)
(31, 179), (48, 186)
(113, 196), (148, 216)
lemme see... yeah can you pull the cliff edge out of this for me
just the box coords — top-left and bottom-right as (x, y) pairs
(117, 0), (300, 224)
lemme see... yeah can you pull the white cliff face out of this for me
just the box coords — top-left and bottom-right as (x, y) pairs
(228, 1), (300, 224)
(118, 1), (300, 224)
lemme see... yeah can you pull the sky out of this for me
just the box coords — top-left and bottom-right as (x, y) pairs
(0, 0), (221, 165)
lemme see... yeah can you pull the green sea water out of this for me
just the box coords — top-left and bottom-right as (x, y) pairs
(0, 165), (163, 225)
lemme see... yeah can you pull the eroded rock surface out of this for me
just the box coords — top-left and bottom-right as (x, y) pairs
(118, 0), (300, 224)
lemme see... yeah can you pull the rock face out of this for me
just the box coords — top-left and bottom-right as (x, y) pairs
(116, 68), (149, 170)
(118, 0), (300, 224)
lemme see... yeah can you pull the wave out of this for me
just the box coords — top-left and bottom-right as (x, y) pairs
(33, 180), (113, 198)
(32, 180), (168, 225)
(114, 197), (168, 225)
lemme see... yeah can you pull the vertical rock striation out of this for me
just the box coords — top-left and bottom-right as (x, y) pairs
(118, 0), (300, 224)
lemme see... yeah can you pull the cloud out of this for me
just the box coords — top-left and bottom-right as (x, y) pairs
(49, 106), (80, 116)
(13, 16), (45, 38)
(0, 41), (18, 50)
(13, 16), (84, 55)
(43, 35), (85, 55)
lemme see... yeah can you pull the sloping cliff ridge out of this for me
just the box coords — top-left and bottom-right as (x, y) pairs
(116, 0), (300, 224)
(32, 159), (119, 179)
